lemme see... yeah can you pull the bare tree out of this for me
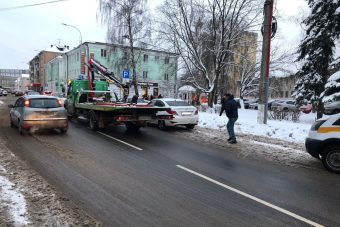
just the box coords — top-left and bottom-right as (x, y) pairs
(239, 45), (296, 98)
(158, 0), (261, 107)
(98, 0), (150, 96)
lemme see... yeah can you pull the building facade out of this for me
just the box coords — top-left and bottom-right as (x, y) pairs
(29, 50), (63, 91)
(0, 69), (29, 90)
(269, 75), (297, 99)
(45, 56), (65, 96)
(63, 42), (178, 98)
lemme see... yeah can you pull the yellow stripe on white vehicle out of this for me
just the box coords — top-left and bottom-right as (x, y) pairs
(317, 127), (340, 133)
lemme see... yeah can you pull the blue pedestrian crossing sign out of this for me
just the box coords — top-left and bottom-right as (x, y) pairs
(122, 70), (130, 79)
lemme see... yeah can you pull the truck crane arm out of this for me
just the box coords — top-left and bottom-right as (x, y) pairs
(87, 58), (123, 89)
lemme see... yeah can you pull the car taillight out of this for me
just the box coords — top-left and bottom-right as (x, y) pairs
(58, 100), (63, 107)
(166, 110), (178, 115)
(194, 109), (198, 115)
(24, 100), (30, 107)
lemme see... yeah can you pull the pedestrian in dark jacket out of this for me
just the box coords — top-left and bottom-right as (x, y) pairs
(219, 93), (238, 144)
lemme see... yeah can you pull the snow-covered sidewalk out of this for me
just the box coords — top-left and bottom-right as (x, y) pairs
(198, 109), (316, 143)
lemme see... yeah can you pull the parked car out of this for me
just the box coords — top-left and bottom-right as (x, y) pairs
(148, 98), (198, 130)
(8, 95), (68, 135)
(324, 100), (340, 115)
(271, 100), (298, 111)
(244, 100), (257, 109)
(2, 90), (8, 96)
(299, 103), (313, 114)
(249, 101), (258, 110)
(14, 90), (24, 96)
(305, 113), (340, 173)
(25, 90), (40, 95)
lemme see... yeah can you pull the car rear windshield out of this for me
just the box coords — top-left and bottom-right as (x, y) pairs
(165, 101), (191, 106)
(29, 98), (60, 108)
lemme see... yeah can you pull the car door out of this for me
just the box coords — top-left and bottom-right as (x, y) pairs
(11, 98), (24, 126)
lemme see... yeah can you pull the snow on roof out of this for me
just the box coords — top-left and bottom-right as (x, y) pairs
(179, 85), (196, 92)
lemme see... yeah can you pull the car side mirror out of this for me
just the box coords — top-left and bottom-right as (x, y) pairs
(8, 104), (14, 108)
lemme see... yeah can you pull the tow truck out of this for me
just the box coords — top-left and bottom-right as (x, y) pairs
(65, 58), (172, 131)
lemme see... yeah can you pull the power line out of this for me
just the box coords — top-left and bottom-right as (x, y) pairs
(0, 0), (68, 12)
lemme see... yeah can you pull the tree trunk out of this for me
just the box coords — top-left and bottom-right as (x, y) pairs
(316, 99), (324, 119)
(128, 16), (139, 96)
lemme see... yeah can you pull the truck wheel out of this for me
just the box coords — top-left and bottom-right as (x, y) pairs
(60, 128), (68, 134)
(322, 145), (340, 174)
(125, 122), (141, 132)
(89, 111), (98, 131)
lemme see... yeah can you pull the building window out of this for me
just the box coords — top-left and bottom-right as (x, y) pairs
(143, 54), (148, 62)
(285, 91), (289, 97)
(124, 51), (128, 59)
(155, 56), (159, 62)
(77, 52), (79, 62)
(165, 57), (170, 64)
(101, 49), (107, 57)
(164, 73), (169, 80)
(143, 71), (148, 79)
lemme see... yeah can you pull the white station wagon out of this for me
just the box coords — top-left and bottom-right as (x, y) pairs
(148, 98), (199, 130)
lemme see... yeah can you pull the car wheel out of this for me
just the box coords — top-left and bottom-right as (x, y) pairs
(10, 118), (14, 128)
(186, 125), (195, 130)
(158, 120), (167, 130)
(88, 111), (98, 131)
(322, 145), (340, 174)
(60, 128), (68, 134)
(18, 122), (24, 136)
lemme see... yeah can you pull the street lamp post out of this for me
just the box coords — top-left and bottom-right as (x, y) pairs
(62, 23), (82, 44)
(62, 23), (83, 96)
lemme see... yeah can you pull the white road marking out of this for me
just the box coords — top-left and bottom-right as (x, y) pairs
(97, 131), (143, 151)
(176, 165), (324, 227)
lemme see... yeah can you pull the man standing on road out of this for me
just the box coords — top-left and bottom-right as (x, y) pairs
(220, 93), (238, 144)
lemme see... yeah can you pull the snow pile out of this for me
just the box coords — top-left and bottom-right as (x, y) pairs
(198, 109), (316, 143)
(0, 101), (4, 106)
(0, 166), (29, 226)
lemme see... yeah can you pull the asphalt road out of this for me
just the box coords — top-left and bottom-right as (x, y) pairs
(1, 95), (340, 226)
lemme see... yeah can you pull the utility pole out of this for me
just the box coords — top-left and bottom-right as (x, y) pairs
(257, 0), (274, 124)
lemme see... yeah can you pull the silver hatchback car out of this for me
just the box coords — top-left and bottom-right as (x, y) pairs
(9, 95), (68, 135)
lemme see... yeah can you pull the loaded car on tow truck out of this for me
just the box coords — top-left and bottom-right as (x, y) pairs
(65, 58), (171, 131)
(305, 113), (340, 173)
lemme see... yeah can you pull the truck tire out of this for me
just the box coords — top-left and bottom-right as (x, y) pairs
(88, 111), (98, 131)
(125, 122), (141, 132)
(322, 145), (340, 174)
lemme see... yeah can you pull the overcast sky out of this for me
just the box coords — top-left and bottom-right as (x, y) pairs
(0, 0), (308, 70)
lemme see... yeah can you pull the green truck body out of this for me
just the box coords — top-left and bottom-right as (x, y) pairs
(65, 79), (170, 130)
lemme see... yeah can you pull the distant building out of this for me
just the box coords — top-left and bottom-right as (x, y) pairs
(67, 42), (178, 98)
(225, 31), (258, 98)
(269, 75), (297, 99)
(0, 69), (29, 89)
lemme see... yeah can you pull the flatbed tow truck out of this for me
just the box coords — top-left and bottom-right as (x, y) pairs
(65, 58), (171, 131)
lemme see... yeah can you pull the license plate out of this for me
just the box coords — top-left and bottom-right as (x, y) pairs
(139, 116), (151, 120)
(182, 112), (192, 116)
